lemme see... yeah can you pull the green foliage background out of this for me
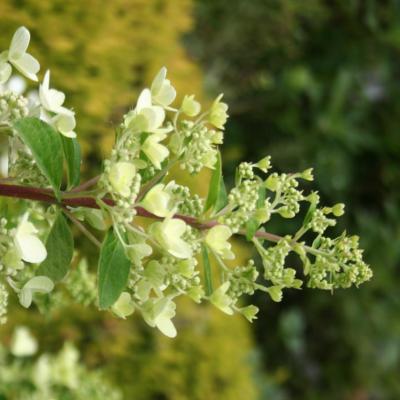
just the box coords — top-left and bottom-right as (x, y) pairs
(1, 0), (400, 399)
(189, 0), (400, 398)
(0, 1), (258, 399)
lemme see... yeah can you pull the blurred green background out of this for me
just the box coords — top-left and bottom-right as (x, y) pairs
(1, 0), (400, 399)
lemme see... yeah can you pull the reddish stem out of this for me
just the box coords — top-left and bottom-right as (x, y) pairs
(0, 183), (282, 243)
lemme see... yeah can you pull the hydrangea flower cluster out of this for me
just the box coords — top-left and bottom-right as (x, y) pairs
(0, 27), (372, 338)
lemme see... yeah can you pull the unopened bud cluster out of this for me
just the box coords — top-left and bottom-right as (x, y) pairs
(0, 91), (29, 123)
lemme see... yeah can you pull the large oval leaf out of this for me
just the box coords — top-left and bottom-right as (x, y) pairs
(13, 117), (63, 198)
(37, 213), (74, 282)
(98, 229), (131, 309)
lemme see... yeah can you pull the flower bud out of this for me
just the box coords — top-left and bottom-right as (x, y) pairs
(256, 156), (271, 173)
(240, 305), (259, 322)
(301, 168), (314, 181)
(267, 286), (283, 302)
(187, 286), (204, 303)
(208, 94), (228, 129)
(265, 174), (279, 191)
(209, 282), (234, 315)
(332, 203), (345, 217)
(181, 95), (201, 117)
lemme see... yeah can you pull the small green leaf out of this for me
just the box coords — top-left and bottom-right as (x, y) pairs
(98, 229), (131, 309)
(37, 213), (74, 282)
(62, 136), (81, 189)
(201, 244), (213, 296)
(246, 218), (259, 241)
(256, 185), (266, 208)
(13, 117), (63, 198)
(303, 201), (317, 227)
(205, 151), (228, 213)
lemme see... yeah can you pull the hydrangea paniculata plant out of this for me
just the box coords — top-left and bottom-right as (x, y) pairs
(0, 27), (372, 337)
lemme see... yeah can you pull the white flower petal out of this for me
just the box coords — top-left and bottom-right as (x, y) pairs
(167, 239), (192, 259)
(47, 89), (65, 109)
(15, 233), (47, 263)
(154, 82), (176, 107)
(161, 219), (192, 259)
(19, 288), (33, 308)
(142, 133), (169, 169)
(9, 27), (30, 59)
(155, 316), (177, 338)
(112, 292), (135, 319)
(141, 106), (165, 131)
(0, 62), (12, 84)
(60, 130), (77, 139)
(141, 183), (172, 217)
(11, 53), (40, 81)
(151, 67), (167, 95)
(24, 276), (54, 293)
(136, 88), (152, 112)
(108, 161), (136, 197)
(205, 225), (234, 260)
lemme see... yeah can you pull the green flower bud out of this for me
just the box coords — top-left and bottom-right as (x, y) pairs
(265, 174), (279, 191)
(240, 305), (259, 322)
(306, 191), (320, 204)
(210, 282), (234, 315)
(332, 203), (345, 217)
(187, 286), (204, 303)
(254, 208), (270, 224)
(267, 286), (283, 302)
(255, 156), (271, 173)
(278, 207), (295, 218)
(208, 94), (229, 129)
(181, 95), (201, 117)
(301, 168), (314, 181)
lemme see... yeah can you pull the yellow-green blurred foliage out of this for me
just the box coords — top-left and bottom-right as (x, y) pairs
(0, 1), (258, 398)
(1, 299), (258, 399)
(0, 0), (204, 159)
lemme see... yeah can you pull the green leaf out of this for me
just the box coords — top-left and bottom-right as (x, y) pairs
(302, 201), (317, 227)
(246, 218), (259, 241)
(201, 244), (213, 296)
(256, 185), (266, 208)
(37, 213), (74, 282)
(13, 117), (63, 198)
(62, 136), (81, 189)
(98, 229), (131, 309)
(205, 151), (228, 213)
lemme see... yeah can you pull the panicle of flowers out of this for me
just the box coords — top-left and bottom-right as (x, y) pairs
(0, 27), (373, 339)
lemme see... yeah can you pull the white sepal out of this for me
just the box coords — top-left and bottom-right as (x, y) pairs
(19, 276), (54, 308)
